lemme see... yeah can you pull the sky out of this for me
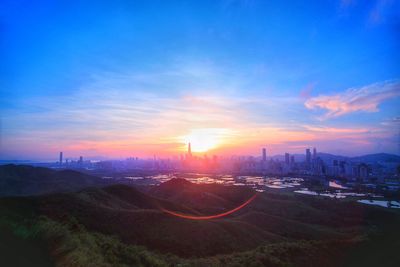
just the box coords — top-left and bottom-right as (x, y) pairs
(1, 0), (399, 160)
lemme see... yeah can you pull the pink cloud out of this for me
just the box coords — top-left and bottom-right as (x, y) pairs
(304, 80), (400, 119)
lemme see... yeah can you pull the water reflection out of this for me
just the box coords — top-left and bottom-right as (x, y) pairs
(145, 174), (304, 193)
(294, 188), (370, 199)
(357, 200), (400, 209)
(110, 173), (396, 208)
(329, 180), (349, 189)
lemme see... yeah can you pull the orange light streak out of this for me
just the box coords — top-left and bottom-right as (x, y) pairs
(159, 193), (258, 220)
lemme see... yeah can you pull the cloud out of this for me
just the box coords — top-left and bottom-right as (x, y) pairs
(2, 61), (399, 159)
(304, 80), (400, 119)
(369, 0), (396, 25)
(302, 125), (370, 134)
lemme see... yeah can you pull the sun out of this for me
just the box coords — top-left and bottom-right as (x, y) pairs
(182, 128), (227, 153)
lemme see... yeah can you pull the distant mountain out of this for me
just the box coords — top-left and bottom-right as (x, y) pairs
(272, 153), (307, 162)
(318, 153), (400, 164)
(350, 153), (400, 163)
(0, 164), (112, 196)
(271, 152), (400, 164)
(0, 160), (34, 164)
(317, 152), (349, 163)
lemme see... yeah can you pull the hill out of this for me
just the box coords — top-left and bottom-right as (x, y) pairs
(1, 174), (400, 266)
(351, 153), (400, 163)
(150, 178), (257, 213)
(270, 152), (400, 164)
(0, 183), (282, 258)
(0, 164), (116, 196)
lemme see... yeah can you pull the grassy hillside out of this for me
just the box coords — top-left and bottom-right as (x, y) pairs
(1, 175), (400, 266)
(0, 164), (110, 196)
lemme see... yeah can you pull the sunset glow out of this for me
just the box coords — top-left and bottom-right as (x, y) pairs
(181, 128), (232, 153)
(1, 0), (399, 160)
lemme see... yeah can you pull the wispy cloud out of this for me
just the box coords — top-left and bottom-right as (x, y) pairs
(304, 80), (400, 119)
(1, 62), (399, 159)
(368, 0), (396, 25)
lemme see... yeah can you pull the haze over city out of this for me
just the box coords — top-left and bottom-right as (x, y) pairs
(1, 0), (399, 161)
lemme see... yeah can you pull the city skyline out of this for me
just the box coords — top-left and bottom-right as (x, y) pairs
(1, 0), (400, 160)
(25, 145), (389, 163)
(42, 144), (395, 185)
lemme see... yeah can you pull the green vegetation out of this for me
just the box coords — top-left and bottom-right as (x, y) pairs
(0, 164), (109, 196)
(0, 216), (178, 267)
(1, 169), (400, 266)
(2, 213), (399, 267)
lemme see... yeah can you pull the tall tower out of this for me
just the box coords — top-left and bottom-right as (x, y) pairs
(285, 153), (290, 165)
(59, 152), (63, 165)
(306, 148), (311, 164)
(290, 155), (295, 164)
(188, 142), (192, 157)
(262, 148), (267, 161)
(313, 147), (317, 160)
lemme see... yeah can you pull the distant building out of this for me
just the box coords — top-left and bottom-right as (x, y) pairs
(79, 156), (83, 164)
(306, 149), (311, 165)
(290, 155), (295, 165)
(262, 148), (267, 161)
(313, 157), (325, 175)
(358, 163), (369, 181)
(59, 152), (63, 165)
(285, 153), (290, 165)
(332, 160), (339, 176)
(188, 142), (192, 158)
(313, 147), (317, 160)
(339, 161), (346, 176)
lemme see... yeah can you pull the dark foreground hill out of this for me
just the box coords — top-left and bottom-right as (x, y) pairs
(1, 177), (400, 266)
(0, 164), (116, 196)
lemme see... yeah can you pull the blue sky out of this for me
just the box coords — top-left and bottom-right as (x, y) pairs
(1, 0), (399, 160)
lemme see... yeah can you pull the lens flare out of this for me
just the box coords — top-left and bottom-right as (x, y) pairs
(159, 193), (258, 220)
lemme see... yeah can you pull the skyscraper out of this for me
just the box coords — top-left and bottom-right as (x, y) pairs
(285, 153), (290, 165)
(188, 142), (192, 158)
(313, 147), (317, 160)
(306, 149), (311, 165)
(262, 148), (267, 161)
(59, 152), (63, 165)
(290, 155), (295, 164)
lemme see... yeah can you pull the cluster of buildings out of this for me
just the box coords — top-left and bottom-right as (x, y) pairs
(54, 144), (398, 183)
(58, 152), (87, 168)
(237, 147), (383, 182)
(236, 147), (320, 175)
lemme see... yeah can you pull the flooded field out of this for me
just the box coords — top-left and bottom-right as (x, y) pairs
(357, 200), (400, 209)
(140, 174), (304, 193)
(100, 173), (397, 208)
